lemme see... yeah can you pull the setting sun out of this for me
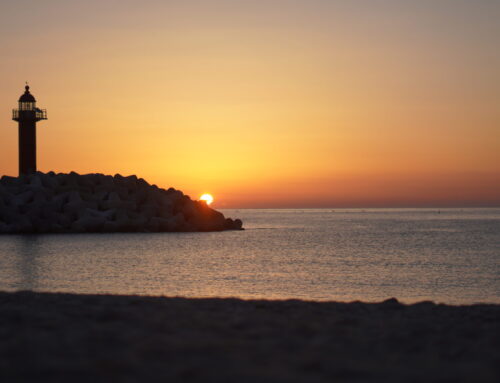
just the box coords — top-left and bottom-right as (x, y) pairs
(199, 193), (214, 205)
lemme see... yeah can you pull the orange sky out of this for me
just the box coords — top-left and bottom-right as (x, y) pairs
(0, 1), (499, 207)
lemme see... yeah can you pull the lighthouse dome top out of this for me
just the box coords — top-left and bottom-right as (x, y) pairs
(19, 85), (36, 102)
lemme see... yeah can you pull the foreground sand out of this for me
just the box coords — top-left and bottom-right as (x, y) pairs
(0, 291), (498, 382)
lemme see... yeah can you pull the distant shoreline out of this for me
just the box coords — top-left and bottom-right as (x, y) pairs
(1, 291), (498, 382)
(218, 207), (500, 210)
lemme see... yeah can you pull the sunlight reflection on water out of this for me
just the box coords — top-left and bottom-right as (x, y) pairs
(0, 208), (498, 304)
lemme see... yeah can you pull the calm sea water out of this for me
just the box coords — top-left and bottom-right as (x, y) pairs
(0, 208), (498, 304)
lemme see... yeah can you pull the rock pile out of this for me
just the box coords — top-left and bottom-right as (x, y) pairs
(0, 172), (243, 233)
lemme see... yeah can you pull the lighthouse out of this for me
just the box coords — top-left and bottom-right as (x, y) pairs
(12, 85), (47, 175)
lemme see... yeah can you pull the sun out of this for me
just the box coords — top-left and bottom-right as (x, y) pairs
(199, 193), (214, 205)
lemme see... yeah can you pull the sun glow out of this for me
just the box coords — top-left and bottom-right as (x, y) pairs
(199, 193), (214, 205)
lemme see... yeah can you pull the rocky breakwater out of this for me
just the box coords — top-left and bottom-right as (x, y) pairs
(0, 172), (243, 233)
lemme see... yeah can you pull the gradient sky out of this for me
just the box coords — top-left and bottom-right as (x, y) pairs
(0, 0), (499, 207)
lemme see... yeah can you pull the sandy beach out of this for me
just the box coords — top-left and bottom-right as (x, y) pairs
(0, 291), (498, 382)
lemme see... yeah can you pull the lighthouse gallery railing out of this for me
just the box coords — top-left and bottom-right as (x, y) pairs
(12, 109), (47, 121)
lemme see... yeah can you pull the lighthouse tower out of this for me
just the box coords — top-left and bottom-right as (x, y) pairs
(12, 85), (47, 176)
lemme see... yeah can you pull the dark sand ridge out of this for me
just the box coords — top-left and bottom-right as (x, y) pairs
(0, 172), (243, 233)
(1, 291), (498, 382)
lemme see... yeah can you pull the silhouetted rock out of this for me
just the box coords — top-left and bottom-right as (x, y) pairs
(0, 172), (243, 233)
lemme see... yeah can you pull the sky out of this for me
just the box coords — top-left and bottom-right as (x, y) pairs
(0, 0), (498, 208)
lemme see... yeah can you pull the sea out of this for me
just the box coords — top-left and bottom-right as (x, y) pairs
(0, 208), (498, 304)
